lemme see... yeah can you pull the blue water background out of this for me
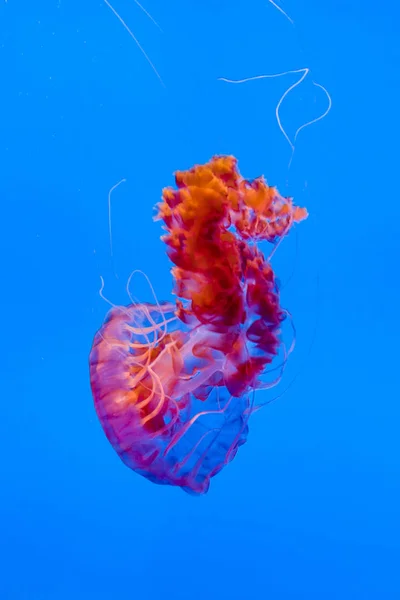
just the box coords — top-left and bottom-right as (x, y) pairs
(1, 1), (399, 598)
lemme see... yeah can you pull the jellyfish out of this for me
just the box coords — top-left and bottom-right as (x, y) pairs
(89, 156), (307, 494)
